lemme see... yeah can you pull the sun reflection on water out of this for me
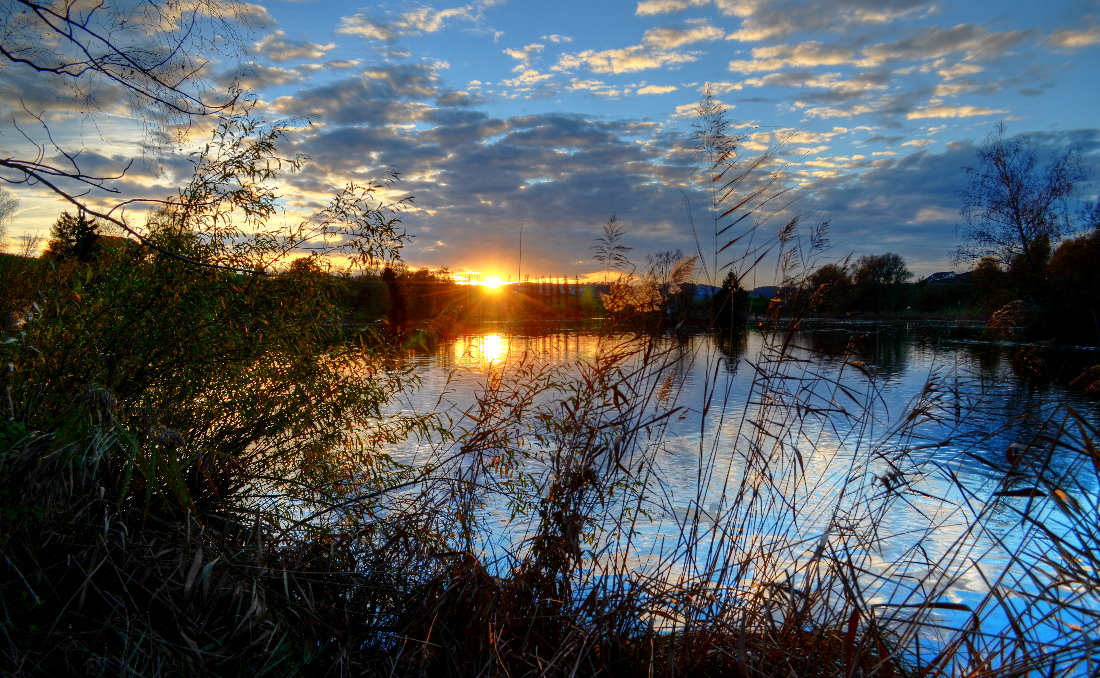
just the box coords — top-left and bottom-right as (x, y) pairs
(454, 333), (510, 367)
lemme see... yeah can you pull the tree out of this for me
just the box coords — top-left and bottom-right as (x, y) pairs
(712, 270), (749, 330)
(0, 187), (17, 246)
(852, 253), (912, 312)
(0, 0), (262, 264)
(957, 123), (1086, 288)
(805, 262), (852, 312)
(44, 209), (99, 261)
(1045, 229), (1100, 342)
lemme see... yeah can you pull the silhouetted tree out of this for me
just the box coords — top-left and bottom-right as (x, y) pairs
(45, 210), (99, 262)
(712, 270), (749, 330)
(957, 123), (1086, 297)
(0, 187), (17, 245)
(806, 262), (852, 312)
(382, 266), (407, 325)
(1045, 229), (1100, 342)
(852, 253), (912, 312)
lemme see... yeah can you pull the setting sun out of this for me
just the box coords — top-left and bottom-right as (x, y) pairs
(455, 272), (509, 291)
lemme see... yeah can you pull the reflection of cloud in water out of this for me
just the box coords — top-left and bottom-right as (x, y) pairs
(384, 323), (1100, 658)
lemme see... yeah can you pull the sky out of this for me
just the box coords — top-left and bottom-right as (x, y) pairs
(2, 0), (1099, 285)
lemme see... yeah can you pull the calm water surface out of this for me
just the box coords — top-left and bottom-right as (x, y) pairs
(385, 319), (1100, 651)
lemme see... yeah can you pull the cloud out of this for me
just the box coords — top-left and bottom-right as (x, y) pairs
(268, 63), (453, 125)
(336, 1), (501, 42)
(728, 42), (861, 73)
(907, 104), (1005, 120)
(637, 84), (679, 94)
(218, 63), (309, 90)
(642, 19), (725, 49)
(556, 44), (702, 75)
(504, 43), (545, 62)
(552, 19), (721, 75)
(252, 30), (334, 62)
(734, 70), (891, 105)
(719, 0), (931, 42)
(336, 14), (395, 41)
(636, 0), (710, 16)
(861, 24), (1031, 65)
(401, 5), (478, 33)
(503, 69), (554, 89)
(1047, 26), (1100, 49)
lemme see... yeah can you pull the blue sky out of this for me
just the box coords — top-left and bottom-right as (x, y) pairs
(3, 0), (1099, 283)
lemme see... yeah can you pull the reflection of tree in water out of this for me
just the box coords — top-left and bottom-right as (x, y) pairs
(958, 340), (1004, 376)
(711, 327), (748, 372)
(858, 326), (910, 377)
(801, 324), (910, 377)
(933, 353), (1097, 501)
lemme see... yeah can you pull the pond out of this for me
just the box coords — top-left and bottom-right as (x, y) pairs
(384, 318), (1100, 672)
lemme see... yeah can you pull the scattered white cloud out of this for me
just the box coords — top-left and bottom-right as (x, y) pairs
(728, 42), (861, 73)
(503, 69), (554, 88)
(907, 104), (1005, 119)
(556, 44), (702, 74)
(336, 14), (395, 41)
(553, 18), (721, 75)
(636, 0), (710, 16)
(637, 84), (678, 94)
(336, 1), (501, 42)
(252, 30), (334, 62)
(504, 43), (545, 62)
(1047, 26), (1100, 49)
(642, 19), (725, 49)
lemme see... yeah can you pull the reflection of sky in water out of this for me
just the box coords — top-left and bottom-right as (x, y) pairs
(384, 321), (1100, 661)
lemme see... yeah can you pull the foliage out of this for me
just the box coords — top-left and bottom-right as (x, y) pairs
(0, 108), (433, 675)
(711, 269), (750, 329)
(1043, 228), (1100, 342)
(851, 252), (913, 312)
(0, 185), (17, 243)
(806, 262), (853, 312)
(43, 209), (99, 261)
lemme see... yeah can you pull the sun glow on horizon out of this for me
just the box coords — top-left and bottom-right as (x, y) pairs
(479, 276), (507, 290)
(454, 271), (510, 291)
